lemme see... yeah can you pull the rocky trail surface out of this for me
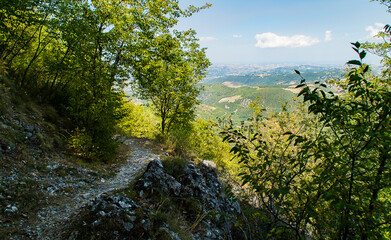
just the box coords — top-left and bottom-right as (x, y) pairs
(8, 138), (163, 240)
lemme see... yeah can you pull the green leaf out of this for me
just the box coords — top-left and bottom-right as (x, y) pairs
(320, 90), (326, 98)
(294, 70), (301, 75)
(351, 41), (361, 49)
(298, 88), (308, 98)
(347, 60), (362, 66)
(359, 51), (367, 59)
(363, 65), (369, 73)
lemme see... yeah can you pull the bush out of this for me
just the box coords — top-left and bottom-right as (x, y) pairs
(117, 99), (159, 138)
(163, 119), (233, 171)
(68, 128), (95, 160)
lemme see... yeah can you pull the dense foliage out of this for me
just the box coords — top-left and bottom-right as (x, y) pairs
(117, 99), (159, 139)
(0, 0), (209, 160)
(130, 30), (210, 136)
(222, 42), (391, 238)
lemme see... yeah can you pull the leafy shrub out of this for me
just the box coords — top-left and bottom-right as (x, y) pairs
(222, 44), (391, 238)
(117, 99), (159, 138)
(68, 128), (95, 160)
(164, 119), (233, 171)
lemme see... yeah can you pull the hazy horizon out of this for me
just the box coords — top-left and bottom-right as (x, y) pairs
(176, 0), (389, 65)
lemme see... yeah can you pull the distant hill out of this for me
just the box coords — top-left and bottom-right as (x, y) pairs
(197, 84), (296, 122)
(197, 64), (345, 122)
(205, 64), (344, 82)
(203, 70), (344, 86)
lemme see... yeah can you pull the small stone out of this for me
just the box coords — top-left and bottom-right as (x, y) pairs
(123, 222), (133, 232)
(202, 160), (217, 168)
(139, 190), (145, 198)
(5, 205), (18, 213)
(98, 211), (106, 217)
(118, 201), (131, 209)
(205, 230), (216, 238)
(142, 219), (151, 231)
(232, 201), (241, 213)
(82, 193), (90, 199)
(91, 219), (100, 227)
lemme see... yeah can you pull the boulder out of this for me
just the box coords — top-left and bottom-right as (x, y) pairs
(66, 159), (241, 240)
(135, 159), (182, 196)
(136, 159), (241, 239)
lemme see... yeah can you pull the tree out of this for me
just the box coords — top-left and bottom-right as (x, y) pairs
(0, 0), (210, 160)
(222, 99), (320, 238)
(131, 30), (210, 136)
(295, 43), (391, 238)
(222, 42), (391, 239)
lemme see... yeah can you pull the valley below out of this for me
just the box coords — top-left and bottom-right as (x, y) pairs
(197, 64), (345, 122)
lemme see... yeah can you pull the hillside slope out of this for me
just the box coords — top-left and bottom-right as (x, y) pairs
(0, 79), (245, 240)
(0, 79), (163, 238)
(197, 84), (296, 122)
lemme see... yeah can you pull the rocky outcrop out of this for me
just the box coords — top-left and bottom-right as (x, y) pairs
(135, 159), (182, 197)
(135, 159), (240, 215)
(178, 162), (241, 239)
(65, 159), (241, 240)
(137, 159), (241, 239)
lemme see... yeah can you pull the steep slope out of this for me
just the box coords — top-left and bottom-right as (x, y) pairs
(0, 80), (166, 239)
(0, 79), (244, 240)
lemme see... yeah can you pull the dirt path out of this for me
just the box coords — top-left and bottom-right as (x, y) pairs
(29, 138), (162, 239)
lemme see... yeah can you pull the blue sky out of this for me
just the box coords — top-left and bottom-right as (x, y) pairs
(175, 0), (390, 65)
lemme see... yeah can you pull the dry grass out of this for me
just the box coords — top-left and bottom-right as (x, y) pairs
(218, 95), (242, 103)
(222, 81), (247, 88)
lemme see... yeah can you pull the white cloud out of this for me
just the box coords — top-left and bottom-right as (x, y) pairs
(325, 30), (332, 41)
(200, 36), (218, 42)
(366, 23), (385, 38)
(233, 34), (243, 38)
(255, 32), (320, 48)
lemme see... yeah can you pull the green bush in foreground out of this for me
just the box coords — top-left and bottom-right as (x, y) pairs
(223, 43), (391, 239)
